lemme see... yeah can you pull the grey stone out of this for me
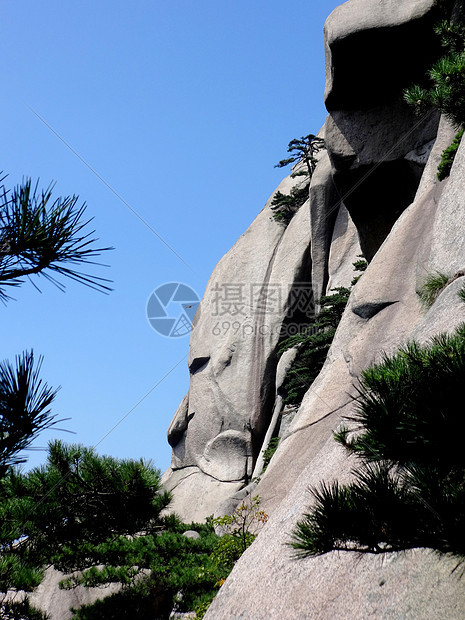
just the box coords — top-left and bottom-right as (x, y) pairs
(198, 430), (253, 482)
(164, 1), (465, 617)
(326, 203), (361, 291)
(183, 530), (200, 540)
(167, 394), (189, 448)
(325, 103), (439, 171)
(275, 346), (298, 393)
(414, 115), (458, 200)
(308, 150), (340, 304)
(162, 466), (243, 523)
(428, 135), (465, 277)
(205, 144), (456, 619)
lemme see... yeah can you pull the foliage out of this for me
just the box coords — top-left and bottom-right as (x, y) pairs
(404, 20), (465, 128)
(0, 351), (61, 479)
(279, 287), (351, 405)
(0, 177), (112, 301)
(261, 437), (280, 473)
(271, 134), (325, 225)
(212, 496), (268, 562)
(417, 271), (450, 308)
(275, 134), (325, 178)
(195, 497), (268, 618)
(0, 175), (113, 618)
(291, 324), (465, 559)
(458, 284), (465, 303)
(0, 441), (222, 619)
(195, 597), (214, 620)
(351, 255), (368, 286)
(270, 183), (309, 225)
(437, 128), (464, 180)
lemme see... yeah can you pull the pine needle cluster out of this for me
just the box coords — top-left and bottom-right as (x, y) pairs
(404, 20), (465, 129)
(291, 325), (465, 560)
(271, 135), (325, 225)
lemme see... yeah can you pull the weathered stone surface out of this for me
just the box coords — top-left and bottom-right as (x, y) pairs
(308, 150), (340, 303)
(325, 102), (439, 171)
(414, 116), (457, 199)
(411, 276), (465, 343)
(275, 345), (298, 393)
(324, 0), (446, 110)
(163, 1), (465, 617)
(323, 0), (448, 262)
(198, 430), (252, 482)
(167, 394), (189, 448)
(326, 203), (361, 291)
(161, 466), (243, 523)
(428, 135), (465, 277)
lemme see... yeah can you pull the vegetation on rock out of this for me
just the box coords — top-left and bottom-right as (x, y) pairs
(351, 255), (368, 286)
(417, 271), (451, 308)
(261, 437), (280, 473)
(404, 20), (465, 179)
(279, 287), (350, 405)
(271, 134), (325, 225)
(196, 496), (268, 618)
(404, 20), (465, 130)
(437, 128), (464, 180)
(291, 325), (465, 560)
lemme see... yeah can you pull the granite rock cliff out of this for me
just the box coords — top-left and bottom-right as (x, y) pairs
(163, 0), (465, 617)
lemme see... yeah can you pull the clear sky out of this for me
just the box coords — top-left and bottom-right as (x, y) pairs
(2, 0), (343, 474)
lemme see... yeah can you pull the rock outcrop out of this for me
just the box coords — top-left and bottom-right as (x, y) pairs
(164, 0), (465, 617)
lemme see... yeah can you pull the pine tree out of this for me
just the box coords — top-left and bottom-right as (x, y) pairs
(0, 441), (221, 619)
(404, 20), (465, 128)
(271, 134), (325, 225)
(0, 175), (112, 618)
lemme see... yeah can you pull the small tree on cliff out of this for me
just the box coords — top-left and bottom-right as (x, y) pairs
(271, 134), (325, 225)
(275, 134), (325, 178)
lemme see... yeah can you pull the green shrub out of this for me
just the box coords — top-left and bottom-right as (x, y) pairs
(351, 255), (368, 286)
(279, 287), (350, 405)
(458, 285), (465, 303)
(291, 324), (465, 559)
(437, 128), (464, 180)
(261, 437), (280, 473)
(270, 183), (309, 225)
(404, 20), (465, 129)
(417, 271), (450, 308)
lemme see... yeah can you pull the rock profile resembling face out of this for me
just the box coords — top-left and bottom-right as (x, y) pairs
(163, 168), (314, 520)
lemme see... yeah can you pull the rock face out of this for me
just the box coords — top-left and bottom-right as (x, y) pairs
(162, 0), (465, 617)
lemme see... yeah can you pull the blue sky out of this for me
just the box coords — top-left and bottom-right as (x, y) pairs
(2, 0), (342, 474)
